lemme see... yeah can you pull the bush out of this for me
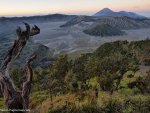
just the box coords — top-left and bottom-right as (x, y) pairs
(30, 91), (49, 108)
(101, 99), (123, 113)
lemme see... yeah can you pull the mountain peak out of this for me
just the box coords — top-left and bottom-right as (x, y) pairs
(94, 8), (114, 16)
(100, 8), (113, 12)
(94, 8), (146, 19)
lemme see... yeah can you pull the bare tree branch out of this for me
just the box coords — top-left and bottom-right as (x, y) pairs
(22, 54), (36, 109)
(0, 23), (40, 112)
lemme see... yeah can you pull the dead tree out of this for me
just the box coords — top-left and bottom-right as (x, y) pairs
(0, 23), (40, 113)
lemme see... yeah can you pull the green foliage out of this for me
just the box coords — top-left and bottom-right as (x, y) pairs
(48, 104), (101, 113)
(8, 39), (149, 113)
(31, 39), (150, 95)
(94, 40), (129, 58)
(101, 99), (123, 113)
(30, 91), (49, 108)
(33, 68), (48, 91)
(65, 69), (79, 92)
(12, 67), (25, 89)
(0, 98), (4, 109)
(87, 77), (99, 88)
(99, 72), (115, 91)
(72, 54), (91, 82)
(123, 95), (150, 113)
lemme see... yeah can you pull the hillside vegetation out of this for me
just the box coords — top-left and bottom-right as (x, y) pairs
(0, 39), (150, 113)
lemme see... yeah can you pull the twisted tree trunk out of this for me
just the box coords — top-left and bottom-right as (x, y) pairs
(0, 23), (40, 113)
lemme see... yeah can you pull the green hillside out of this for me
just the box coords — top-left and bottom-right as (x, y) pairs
(1, 39), (150, 113)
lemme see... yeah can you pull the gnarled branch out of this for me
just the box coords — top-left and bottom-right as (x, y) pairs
(0, 23), (40, 112)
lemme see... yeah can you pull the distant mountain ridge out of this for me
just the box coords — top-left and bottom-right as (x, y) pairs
(0, 14), (77, 33)
(94, 8), (146, 19)
(0, 14), (76, 22)
(61, 16), (150, 29)
(0, 14), (76, 29)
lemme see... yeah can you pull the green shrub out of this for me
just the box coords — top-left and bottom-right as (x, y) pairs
(30, 91), (49, 108)
(101, 99), (123, 113)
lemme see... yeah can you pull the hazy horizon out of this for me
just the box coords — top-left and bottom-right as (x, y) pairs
(0, 0), (150, 17)
(1, 10), (150, 18)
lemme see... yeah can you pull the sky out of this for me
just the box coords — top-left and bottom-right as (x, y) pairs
(0, 0), (150, 17)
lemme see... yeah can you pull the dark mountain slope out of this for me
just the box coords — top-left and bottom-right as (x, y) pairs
(0, 14), (76, 23)
(94, 16), (150, 29)
(60, 16), (97, 27)
(83, 24), (125, 36)
(61, 16), (150, 29)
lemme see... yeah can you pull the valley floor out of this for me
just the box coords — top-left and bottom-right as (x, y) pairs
(33, 21), (150, 55)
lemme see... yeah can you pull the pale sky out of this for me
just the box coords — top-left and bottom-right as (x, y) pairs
(0, 0), (150, 17)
